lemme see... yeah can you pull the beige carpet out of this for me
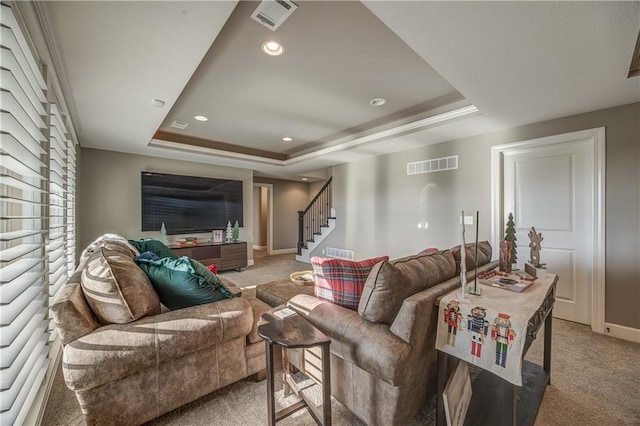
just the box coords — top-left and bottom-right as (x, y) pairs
(42, 252), (640, 425)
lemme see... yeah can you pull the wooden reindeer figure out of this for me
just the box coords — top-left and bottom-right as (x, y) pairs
(528, 227), (544, 267)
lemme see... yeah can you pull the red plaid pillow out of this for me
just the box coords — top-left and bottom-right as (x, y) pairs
(311, 256), (389, 310)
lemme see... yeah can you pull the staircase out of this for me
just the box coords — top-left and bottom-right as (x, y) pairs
(296, 177), (335, 263)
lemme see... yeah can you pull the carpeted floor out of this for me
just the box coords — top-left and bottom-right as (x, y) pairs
(42, 251), (640, 426)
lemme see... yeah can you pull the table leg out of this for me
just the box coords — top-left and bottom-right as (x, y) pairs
(266, 341), (276, 426)
(544, 310), (553, 384)
(322, 343), (332, 426)
(436, 350), (447, 426)
(282, 346), (292, 397)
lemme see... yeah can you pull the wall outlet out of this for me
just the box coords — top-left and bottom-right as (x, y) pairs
(460, 215), (474, 225)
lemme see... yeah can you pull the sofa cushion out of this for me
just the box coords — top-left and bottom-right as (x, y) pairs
(81, 247), (161, 325)
(451, 241), (493, 273)
(128, 239), (177, 259)
(135, 257), (234, 310)
(311, 256), (389, 310)
(63, 297), (253, 391)
(358, 250), (457, 324)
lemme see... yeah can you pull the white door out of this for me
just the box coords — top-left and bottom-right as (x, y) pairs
(503, 140), (594, 325)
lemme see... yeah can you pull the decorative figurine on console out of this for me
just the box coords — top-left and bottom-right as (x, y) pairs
(491, 313), (516, 368)
(467, 306), (489, 358)
(528, 226), (544, 267)
(232, 221), (240, 243)
(504, 212), (518, 267)
(443, 300), (463, 347)
(225, 221), (233, 243)
(499, 241), (513, 273)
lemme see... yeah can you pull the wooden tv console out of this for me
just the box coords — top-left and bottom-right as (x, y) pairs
(170, 241), (247, 272)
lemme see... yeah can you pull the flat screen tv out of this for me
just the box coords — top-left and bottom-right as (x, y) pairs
(141, 172), (243, 234)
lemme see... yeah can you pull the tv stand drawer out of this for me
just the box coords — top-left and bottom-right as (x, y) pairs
(170, 242), (247, 271)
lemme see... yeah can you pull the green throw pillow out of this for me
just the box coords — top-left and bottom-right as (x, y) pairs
(135, 256), (233, 310)
(191, 259), (241, 298)
(128, 239), (177, 259)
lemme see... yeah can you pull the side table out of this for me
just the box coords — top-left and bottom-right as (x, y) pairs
(258, 308), (332, 426)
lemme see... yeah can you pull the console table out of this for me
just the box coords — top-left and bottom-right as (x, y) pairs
(436, 273), (558, 426)
(258, 308), (331, 426)
(170, 241), (247, 271)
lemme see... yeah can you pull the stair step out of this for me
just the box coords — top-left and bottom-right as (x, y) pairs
(328, 217), (336, 220)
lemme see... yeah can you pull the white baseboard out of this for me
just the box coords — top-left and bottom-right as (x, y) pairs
(252, 245), (267, 250)
(604, 322), (640, 343)
(22, 338), (63, 426)
(247, 259), (255, 266)
(270, 248), (297, 255)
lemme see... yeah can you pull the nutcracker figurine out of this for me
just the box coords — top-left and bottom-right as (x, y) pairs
(467, 306), (489, 357)
(491, 313), (516, 368)
(443, 300), (463, 346)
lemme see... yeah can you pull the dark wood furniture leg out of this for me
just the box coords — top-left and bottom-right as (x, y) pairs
(266, 341), (276, 426)
(544, 311), (553, 384)
(322, 344), (332, 426)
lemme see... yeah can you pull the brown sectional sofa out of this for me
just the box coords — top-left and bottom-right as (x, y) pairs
(52, 241), (270, 425)
(281, 242), (497, 426)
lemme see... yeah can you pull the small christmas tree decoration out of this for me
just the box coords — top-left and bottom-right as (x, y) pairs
(160, 222), (168, 245)
(225, 221), (233, 242)
(504, 212), (517, 266)
(232, 221), (240, 242)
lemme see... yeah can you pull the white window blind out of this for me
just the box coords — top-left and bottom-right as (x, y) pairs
(1, 3), (50, 424)
(48, 104), (68, 342)
(66, 131), (76, 277)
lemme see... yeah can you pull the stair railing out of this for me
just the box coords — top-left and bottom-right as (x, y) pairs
(297, 177), (332, 255)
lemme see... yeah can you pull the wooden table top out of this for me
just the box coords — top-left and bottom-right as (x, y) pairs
(258, 310), (330, 349)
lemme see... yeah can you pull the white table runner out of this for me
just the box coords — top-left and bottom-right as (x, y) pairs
(436, 273), (555, 386)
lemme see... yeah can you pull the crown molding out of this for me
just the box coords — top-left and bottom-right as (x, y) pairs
(32, 1), (81, 144)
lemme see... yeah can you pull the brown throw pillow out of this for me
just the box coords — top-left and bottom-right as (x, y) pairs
(358, 250), (457, 324)
(451, 241), (493, 274)
(81, 247), (161, 324)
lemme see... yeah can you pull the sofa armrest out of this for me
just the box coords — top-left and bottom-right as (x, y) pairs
(63, 297), (253, 391)
(287, 294), (411, 386)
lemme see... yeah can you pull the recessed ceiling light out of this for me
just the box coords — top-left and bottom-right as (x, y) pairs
(369, 98), (386, 107)
(301, 177), (308, 181)
(282, 137), (293, 142)
(194, 115), (208, 121)
(262, 41), (284, 56)
(151, 98), (165, 107)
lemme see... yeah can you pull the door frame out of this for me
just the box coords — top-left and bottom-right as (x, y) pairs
(490, 127), (606, 333)
(253, 183), (274, 255)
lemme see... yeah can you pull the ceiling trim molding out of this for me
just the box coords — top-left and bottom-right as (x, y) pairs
(150, 104), (480, 168)
(153, 130), (288, 161)
(284, 104), (480, 165)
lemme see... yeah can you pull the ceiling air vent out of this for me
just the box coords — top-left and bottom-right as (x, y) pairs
(170, 120), (188, 130)
(250, 0), (298, 31)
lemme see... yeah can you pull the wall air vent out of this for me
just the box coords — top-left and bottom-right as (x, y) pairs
(325, 247), (355, 261)
(250, 0), (298, 31)
(407, 155), (458, 175)
(170, 120), (189, 130)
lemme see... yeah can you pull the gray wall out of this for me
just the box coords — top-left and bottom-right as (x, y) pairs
(317, 102), (640, 329)
(78, 148), (254, 261)
(253, 178), (310, 250)
(252, 187), (262, 247)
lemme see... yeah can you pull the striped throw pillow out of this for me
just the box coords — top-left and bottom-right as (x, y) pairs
(311, 255), (389, 310)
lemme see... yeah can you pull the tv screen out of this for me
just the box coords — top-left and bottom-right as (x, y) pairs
(141, 172), (243, 234)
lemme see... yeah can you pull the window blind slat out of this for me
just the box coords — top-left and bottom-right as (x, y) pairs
(0, 229), (44, 241)
(0, 154), (44, 180)
(0, 47), (46, 114)
(0, 175), (47, 194)
(0, 195), (45, 207)
(0, 323), (47, 388)
(0, 90), (46, 135)
(0, 346), (47, 415)
(0, 284), (44, 325)
(0, 112), (47, 151)
(0, 68), (46, 121)
(0, 5), (48, 91)
(0, 133), (48, 171)
(0, 294), (47, 346)
(0, 257), (42, 283)
(0, 245), (45, 263)
(0, 272), (45, 304)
